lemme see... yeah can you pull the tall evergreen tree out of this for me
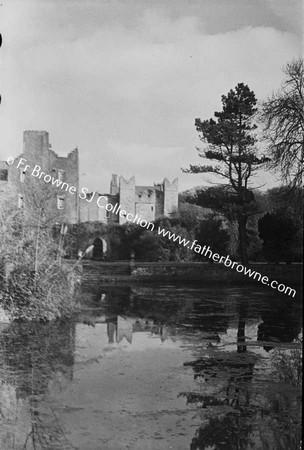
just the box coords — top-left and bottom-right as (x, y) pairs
(184, 83), (268, 264)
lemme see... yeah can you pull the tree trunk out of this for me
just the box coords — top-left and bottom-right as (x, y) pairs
(228, 220), (239, 257)
(238, 213), (248, 265)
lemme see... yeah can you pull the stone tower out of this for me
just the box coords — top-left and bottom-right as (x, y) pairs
(110, 174), (119, 195)
(23, 130), (51, 167)
(163, 178), (178, 216)
(119, 176), (135, 224)
(0, 131), (79, 224)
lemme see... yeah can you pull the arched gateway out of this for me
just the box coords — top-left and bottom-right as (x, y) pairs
(92, 237), (107, 260)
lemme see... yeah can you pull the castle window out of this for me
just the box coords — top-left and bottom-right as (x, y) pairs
(20, 170), (26, 182)
(151, 206), (153, 211)
(52, 168), (65, 182)
(0, 169), (8, 181)
(18, 194), (24, 209)
(57, 195), (65, 210)
(58, 170), (65, 182)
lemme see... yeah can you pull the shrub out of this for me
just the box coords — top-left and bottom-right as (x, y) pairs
(258, 212), (301, 262)
(195, 217), (229, 260)
(132, 232), (170, 261)
(0, 262), (79, 321)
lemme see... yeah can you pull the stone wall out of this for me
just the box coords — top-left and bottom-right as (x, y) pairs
(135, 187), (157, 222)
(0, 131), (79, 224)
(130, 262), (302, 286)
(77, 261), (302, 296)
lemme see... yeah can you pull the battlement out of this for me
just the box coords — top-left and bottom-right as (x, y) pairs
(67, 147), (79, 161)
(23, 130), (49, 136)
(120, 176), (135, 189)
(163, 177), (178, 189)
(163, 178), (178, 216)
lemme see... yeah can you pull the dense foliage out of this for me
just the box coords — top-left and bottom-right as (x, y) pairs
(0, 205), (79, 321)
(1, 263), (78, 320)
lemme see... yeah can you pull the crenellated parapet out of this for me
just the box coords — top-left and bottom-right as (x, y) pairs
(163, 177), (178, 189)
(119, 176), (136, 224)
(120, 175), (136, 189)
(163, 177), (178, 216)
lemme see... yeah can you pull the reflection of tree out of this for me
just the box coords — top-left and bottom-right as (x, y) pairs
(182, 348), (256, 449)
(0, 321), (75, 449)
(258, 298), (301, 351)
(182, 300), (302, 450)
(24, 397), (74, 449)
(0, 321), (75, 397)
(190, 413), (252, 450)
(183, 346), (303, 450)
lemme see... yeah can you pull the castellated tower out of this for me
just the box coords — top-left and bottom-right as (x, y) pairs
(23, 131), (79, 224)
(163, 178), (178, 216)
(0, 131), (79, 224)
(110, 174), (119, 195)
(119, 176), (135, 224)
(23, 130), (51, 167)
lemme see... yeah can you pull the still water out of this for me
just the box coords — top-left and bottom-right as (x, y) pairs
(0, 284), (302, 450)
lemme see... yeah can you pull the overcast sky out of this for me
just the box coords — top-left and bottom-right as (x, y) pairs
(0, 0), (303, 193)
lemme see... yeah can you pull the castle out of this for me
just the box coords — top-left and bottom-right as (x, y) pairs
(0, 131), (79, 223)
(79, 173), (178, 224)
(0, 131), (178, 224)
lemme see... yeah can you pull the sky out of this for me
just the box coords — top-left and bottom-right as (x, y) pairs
(0, 0), (303, 193)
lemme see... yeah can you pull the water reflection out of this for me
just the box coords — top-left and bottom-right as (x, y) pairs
(105, 317), (176, 345)
(0, 284), (302, 449)
(0, 321), (75, 449)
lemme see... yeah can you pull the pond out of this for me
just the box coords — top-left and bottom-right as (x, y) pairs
(0, 284), (302, 450)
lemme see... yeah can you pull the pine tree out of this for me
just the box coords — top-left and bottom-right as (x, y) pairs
(184, 83), (268, 264)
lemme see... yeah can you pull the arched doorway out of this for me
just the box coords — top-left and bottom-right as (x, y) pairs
(93, 238), (104, 260)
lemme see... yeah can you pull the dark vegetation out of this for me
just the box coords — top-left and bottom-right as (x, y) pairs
(0, 204), (80, 321)
(62, 185), (302, 263)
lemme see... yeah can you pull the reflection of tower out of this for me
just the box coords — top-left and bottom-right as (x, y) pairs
(160, 326), (168, 343)
(169, 326), (177, 343)
(107, 322), (116, 344)
(237, 317), (246, 353)
(116, 316), (133, 344)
